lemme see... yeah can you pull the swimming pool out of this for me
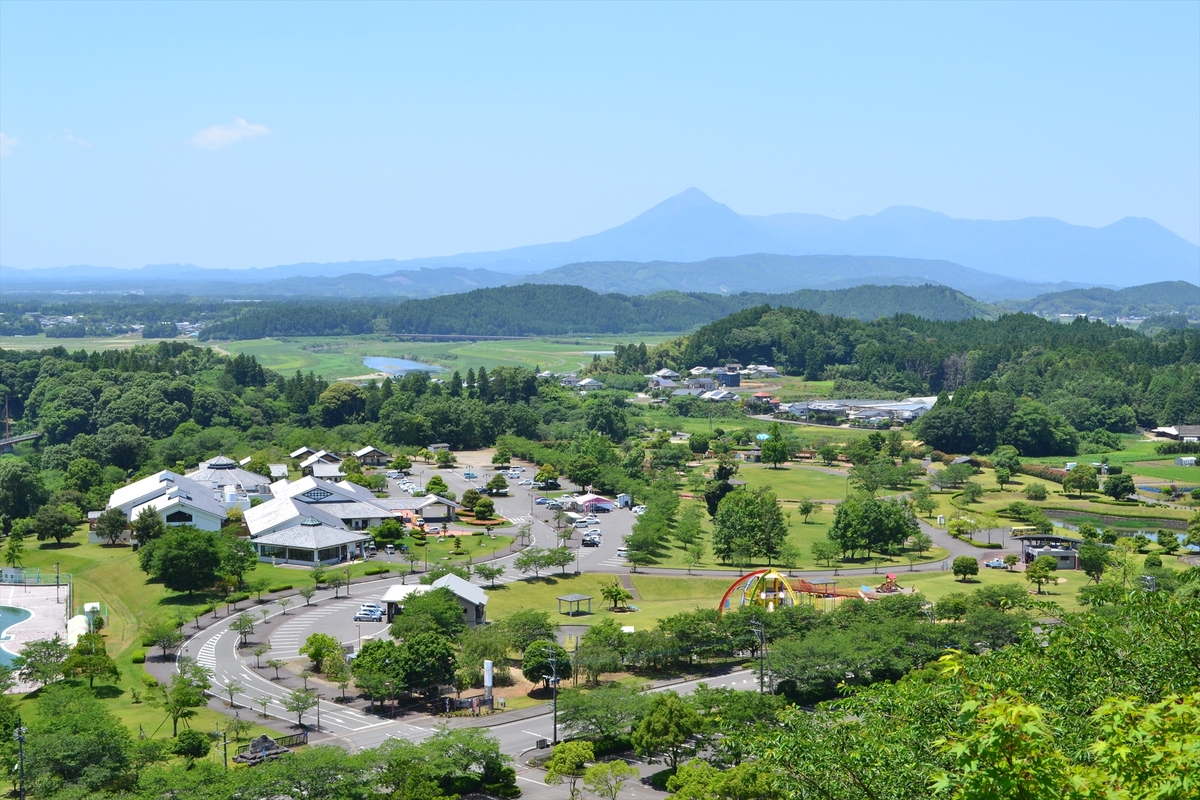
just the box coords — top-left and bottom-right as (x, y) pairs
(0, 606), (32, 667)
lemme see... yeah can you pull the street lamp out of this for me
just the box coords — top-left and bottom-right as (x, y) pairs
(316, 694), (322, 732)
(54, 561), (60, 603)
(14, 720), (26, 800)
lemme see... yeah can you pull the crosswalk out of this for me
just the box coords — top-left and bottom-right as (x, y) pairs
(268, 597), (380, 658)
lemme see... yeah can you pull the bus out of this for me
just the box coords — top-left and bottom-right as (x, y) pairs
(1010, 525), (1038, 536)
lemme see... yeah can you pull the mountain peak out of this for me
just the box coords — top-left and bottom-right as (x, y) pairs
(641, 187), (722, 215)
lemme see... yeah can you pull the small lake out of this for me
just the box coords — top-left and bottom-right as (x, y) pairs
(362, 357), (445, 376)
(0, 606), (32, 667)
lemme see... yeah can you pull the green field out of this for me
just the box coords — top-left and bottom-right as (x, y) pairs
(484, 572), (733, 630)
(1, 332), (679, 381)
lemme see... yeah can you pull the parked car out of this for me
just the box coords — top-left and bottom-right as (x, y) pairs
(519, 479), (534, 486)
(427, 525), (442, 534)
(547, 502), (564, 510)
(359, 602), (386, 615)
(354, 610), (383, 622)
(616, 546), (628, 556)
(385, 544), (395, 554)
(582, 537), (600, 548)
(583, 515), (599, 524)
(463, 471), (477, 479)
(631, 505), (647, 515)
(584, 529), (601, 538)
(385, 470), (399, 478)
(535, 497), (549, 505)
(573, 520), (590, 529)
(984, 558), (1007, 569)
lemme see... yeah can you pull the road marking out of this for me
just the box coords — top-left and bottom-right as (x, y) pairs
(517, 775), (548, 786)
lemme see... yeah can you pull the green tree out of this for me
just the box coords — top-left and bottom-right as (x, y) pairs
(400, 632), (457, 694)
(486, 473), (509, 495)
(25, 685), (133, 795)
(13, 634), (71, 687)
(474, 562), (505, 586)
(760, 423), (789, 468)
(712, 486), (787, 565)
(545, 740), (594, 800)
(522, 639), (572, 688)
(1023, 482), (1048, 501)
(584, 759), (639, 800)
(1103, 473), (1136, 501)
(151, 657), (212, 736)
(631, 690), (701, 771)
(171, 727), (211, 759)
(1078, 539), (1109, 584)
(536, 462), (559, 484)
(131, 505), (167, 547)
(912, 486), (938, 517)
(435, 448), (456, 468)
(499, 609), (559, 652)
(3, 526), (25, 567)
(0, 458), (49, 526)
(952, 556), (980, 582)
(94, 507), (127, 546)
(63, 632), (120, 688)
(282, 688), (318, 728)
(817, 444), (839, 466)
(144, 616), (184, 660)
(33, 503), (77, 545)
(390, 587), (466, 639)
(1026, 553), (1058, 594)
(797, 497), (816, 522)
(601, 578), (634, 610)
(909, 530), (933, 555)
(961, 481), (984, 503)
(1063, 464), (1099, 498)
(300, 631), (344, 673)
(811, 539), (840, 568)
(63, 457), (105, 494)
(473, 497), (496, 519)
(142, 526), (223, 595)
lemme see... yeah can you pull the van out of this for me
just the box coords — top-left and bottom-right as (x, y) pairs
(573, 520), (589, 529)
(385, 544), (395, 554)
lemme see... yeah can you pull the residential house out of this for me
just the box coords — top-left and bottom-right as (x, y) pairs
(427, 443), (451, 453)
(689, 366), (713, 376)
(648, 377), (678, 390)
(671, 388), (705, 399)
(353, 445), (392, 468)
(716, 371), (741, 387)
(652, 368), (681, 379)
(380, 574), (489, 627)
(106, 471), (227, 533)
(700, 389), (738, 402)
(560, 375), (582, 388)
(268, 464), (290, 480)
(684, 377), (716, 390)
(577, 378), (605, 390)
(1152, 425), (1200, 442)
(289, 446), (317, 460)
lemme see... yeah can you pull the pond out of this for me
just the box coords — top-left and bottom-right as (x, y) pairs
(362, 357), (445, 376)
(0, 605), (32, 667)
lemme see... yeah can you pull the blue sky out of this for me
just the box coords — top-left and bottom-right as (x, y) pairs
(1, 1), (1197, 270)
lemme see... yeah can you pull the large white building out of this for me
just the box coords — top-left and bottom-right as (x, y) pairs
(106, 471), (228, 532)
(185, 455), (273, 509)
(244, 475), (400, 538)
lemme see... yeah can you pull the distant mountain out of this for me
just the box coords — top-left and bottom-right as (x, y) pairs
(999, 280), (1200, 320)
(514, 253), (1021, 299)
(5, 187), (1195, 292)
(198, 282), (998, 341)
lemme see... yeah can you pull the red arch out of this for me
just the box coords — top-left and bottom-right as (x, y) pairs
(717, 569), (769, 614)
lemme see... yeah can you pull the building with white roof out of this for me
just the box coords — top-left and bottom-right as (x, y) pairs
(106, 471), (227, 532)
(186, 455), (273, 507)
(252, 517), (372, 565)
(353, 445), (391, 467)
(381, 573), (488, 627)
(244, 476), (397, 538)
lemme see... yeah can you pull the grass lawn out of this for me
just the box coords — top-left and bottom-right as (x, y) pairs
(483, 573), (731, 630)
(737, 463), (851, 500)
(835, 566), (1095, 613)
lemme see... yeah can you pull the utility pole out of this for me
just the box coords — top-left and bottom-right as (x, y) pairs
(544, 651), (559, 744)
(14, 719), (26, 800)
(750, 621), (766, 694)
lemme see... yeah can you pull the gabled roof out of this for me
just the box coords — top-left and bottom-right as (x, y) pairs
(431, 573), (488, 607)
(311, 462), (347, 478)
(272, 475), (378, 504)
(299, 450), (342, 468)
(319, 501), (398, 520)
(290, 447), (317, 459)
(108, 471), (212, 512)
(130, 484), (226, 521)
(245, 497), (346, 537)
(268, 464), (290, 479)
(354, 445), (389, 458)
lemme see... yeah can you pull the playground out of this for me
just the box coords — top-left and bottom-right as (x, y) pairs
(717, 568), (913, 614)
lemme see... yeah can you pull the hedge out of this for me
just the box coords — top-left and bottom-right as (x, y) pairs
(131, 650), (146, 664)
(141, 673), (158, 688)
(364, 567), (391, 576)
(1017, 464), (1066, 484)
(268, 584), (293, 593)
(226, 592), (251, 604)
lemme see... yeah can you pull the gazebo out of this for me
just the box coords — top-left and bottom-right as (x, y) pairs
(556, 593), (593, 616)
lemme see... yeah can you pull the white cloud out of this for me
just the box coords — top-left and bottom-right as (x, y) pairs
(62, 130), (93, 148)
(0, 132), (19, 157)
(190, 117), (270, 149)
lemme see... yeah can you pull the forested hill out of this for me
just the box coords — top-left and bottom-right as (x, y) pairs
(999, 280), (1200, 320)
(197, 283), (994, 340)
(641, 305), (1200, 436)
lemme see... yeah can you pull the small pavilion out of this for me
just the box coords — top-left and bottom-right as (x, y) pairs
(556, 593), (593, 616)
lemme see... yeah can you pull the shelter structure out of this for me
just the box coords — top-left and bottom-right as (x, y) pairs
(556, 593), (593, 616)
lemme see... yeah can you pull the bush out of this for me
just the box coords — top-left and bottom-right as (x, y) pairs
(131, 650), (146, 664)
(141, 673), (159, 688)
(172, 728), (211, 758)
(268, 584), (293, 593)
(226, 592), (250, 604)
(364, 567), (391, 576)
(1017, 464), (1066, 485)
(1143, 553), (1162, 569)
(1023, 483), (1048, 501)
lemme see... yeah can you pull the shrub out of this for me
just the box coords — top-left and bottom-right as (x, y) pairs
(1017, 464), (1066, 485)
(226, 592), (250, 604)
(173, 728), (211, 758)
(364, 567), (391, 576)
(141, 673), (159, 688)
(268, 584), (293, 593)
(1143, 553), (1162, 569)
(1023, 483), (1048, 501)
(131, 650), (146, 664)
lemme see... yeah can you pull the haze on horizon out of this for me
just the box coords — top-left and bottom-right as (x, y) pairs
(1, 1), (1197, 271)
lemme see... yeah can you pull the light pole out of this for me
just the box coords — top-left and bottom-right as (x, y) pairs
(54, 561), (60, 603)
(316, 694), (322, 732)
(356, 624), (362, 652)
(544, 651), (559, 745)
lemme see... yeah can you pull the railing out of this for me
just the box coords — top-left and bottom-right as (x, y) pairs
(235, 731), (308, 757)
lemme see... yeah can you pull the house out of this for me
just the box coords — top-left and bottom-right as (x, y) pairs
(1014, 533), (1082, 570)
(309, 462), (347, 482)
(716, 371), (741, 387)
(744, 364), (781, 378)
(431, 573), (488, 627)
(244, 476), (399, 537)
(724, 363), (743, 372)
(685, 377), (716, 390)
(616, 493), (633, 508)
(689, 366), (713, 376)
(1153, 425), (1200, 442)
(577, 378), (604, 390)
(106, 471), (227, 533)
(387, 495), (461, 525)
(186, 455), (273, 506)
(290, 447), (317, 460)
(252, 517), (372, 565)
(648, 377), (678, 390)
(780, 402), (809, 418)
(652, 368), (681, 379)
(560, 375), (582, 388)
(353, 445), (391, 468)
(671, 388), (705, 398)
(740, 447), (762, 462)
(299, 450), (342, 471)
(700, 389), (738, 402)
(747, 391), (777, 408)
(380, 574), (489, 627)
(427, 443), (451, 453)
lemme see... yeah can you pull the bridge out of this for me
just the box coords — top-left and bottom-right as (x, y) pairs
(0, 432), (42, 453)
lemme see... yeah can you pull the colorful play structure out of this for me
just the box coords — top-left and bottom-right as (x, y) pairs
(717, 568), (908, 614)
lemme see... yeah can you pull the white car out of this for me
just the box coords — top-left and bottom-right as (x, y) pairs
(585, 529), (602, 537)
(519, 479), (534, 486)
(359, 602), (386, 615)
(616, 546), (628, 556)
(583, 516), (599, 524)
(631, 505), (647, 515)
